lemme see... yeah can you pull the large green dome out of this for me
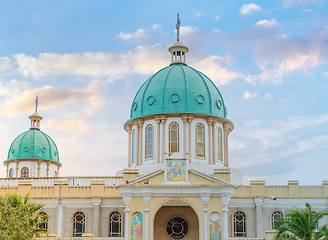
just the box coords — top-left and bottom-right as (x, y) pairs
(5, 129), (60, 163)
(129, 64), (228, 121)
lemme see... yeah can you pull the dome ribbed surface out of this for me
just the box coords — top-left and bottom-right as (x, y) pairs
(5, 129), (59, 163)
(129, 64), (228, 121)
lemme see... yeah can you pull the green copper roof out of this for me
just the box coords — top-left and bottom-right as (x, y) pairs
(129, 64), (228, 121)
(5, 129), (60, 163)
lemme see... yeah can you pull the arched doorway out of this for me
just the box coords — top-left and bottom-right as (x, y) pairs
(153, 200), (199, 240)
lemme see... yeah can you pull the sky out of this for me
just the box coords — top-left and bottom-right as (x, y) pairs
(0, 0), (327, 185)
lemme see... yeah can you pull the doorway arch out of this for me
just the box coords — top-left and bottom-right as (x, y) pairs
(152, 199), (200, 240)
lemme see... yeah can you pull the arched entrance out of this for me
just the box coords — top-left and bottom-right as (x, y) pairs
(153, 200), (199, 240)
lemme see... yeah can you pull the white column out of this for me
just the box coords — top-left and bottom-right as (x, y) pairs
(160, 115), (167, 162)
(143, 196), (151, 240)
(92, 198), (101, 237)
(254, 198), (264, 238)
(123, 197), (132, 240)
(201, 195), (210, 240)
(138, 119), (144, 165)
(221, 196), (231, 240)
(126, 125), (132, 167)
(155, 116), (161, 163)
(181, 114), (188, 157)
(206, 117), (213, 165)
(187, 115), (194, 162)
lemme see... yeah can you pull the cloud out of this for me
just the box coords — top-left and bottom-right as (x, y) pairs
(283, 0), (323, 7)
(247, 27), (328, 84)
(14, 44), (169, 80)
(0, 80), (102, 116)
(0, 57), (11, 72)
(215, 16), (220, 21)
(0, 80), (30, 96)
(232, 114), (328, 152)
(230, 114), (328, 183)
(265, 93), (273, 101)
(256, 19), (278, 27)
(243, 91), (258, 99)
(193, 9), (202, 16)
(294, 135), (328, 154)
(240, 3), (262, 15)
(45, 118), (91, 133)
(193, 55), (243, 85)
(117, 29), (149, 43)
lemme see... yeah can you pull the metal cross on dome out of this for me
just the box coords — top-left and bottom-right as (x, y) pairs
(35, 95), (38, 113)
(176, 13), (181, 41)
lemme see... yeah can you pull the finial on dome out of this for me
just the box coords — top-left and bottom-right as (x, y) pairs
(35, 95), (38, 112)
(176, 13), (181, 41)
(169, 14), (189, 66)
(29, 95), (43, 130)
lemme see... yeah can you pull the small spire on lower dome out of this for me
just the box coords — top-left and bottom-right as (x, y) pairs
(29, 96), (43, 129)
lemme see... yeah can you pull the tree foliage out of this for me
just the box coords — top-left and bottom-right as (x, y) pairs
(275, 203), (328, 240)
(0, 194), (49, 240)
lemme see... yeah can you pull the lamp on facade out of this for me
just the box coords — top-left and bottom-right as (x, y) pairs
(270, 195), (285, 214)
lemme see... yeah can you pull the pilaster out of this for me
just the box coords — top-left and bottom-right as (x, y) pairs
(254, 197), (264, 238)
(92, 198), (102, 237)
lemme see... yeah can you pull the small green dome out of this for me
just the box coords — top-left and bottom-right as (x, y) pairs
(129, 64), (228, 121)
(5, 129), (60, 163)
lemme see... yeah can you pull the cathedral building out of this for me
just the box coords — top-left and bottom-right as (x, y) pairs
(1, 17), (328, 240)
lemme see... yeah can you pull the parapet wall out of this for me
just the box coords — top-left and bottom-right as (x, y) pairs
(233, 180), (328, 198)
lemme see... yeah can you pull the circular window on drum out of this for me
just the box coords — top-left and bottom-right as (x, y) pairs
(166, 217), (188, 239)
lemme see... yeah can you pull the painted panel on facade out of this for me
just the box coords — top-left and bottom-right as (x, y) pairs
(131, 212), (143, 240)
(210, 212), (221, 240)
(166, 159), (187, 182)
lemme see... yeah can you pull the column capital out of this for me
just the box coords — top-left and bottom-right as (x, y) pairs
(160, 114), (168, 121)
(125, 124), (132, 132)
(181, 114), (188, 122)
(92, 198), (102, 206)
(122, 196), (132, 206)
(143, 196), (151, 204)
(187, 114), (194, 121)
(206, 116), (214, 124)
(254, 197), (264, 206)
(223, 122), (234, 134)
(155, 115), (161, 124)
(137, 118), (145, 126)
(221, 195), (231, 206)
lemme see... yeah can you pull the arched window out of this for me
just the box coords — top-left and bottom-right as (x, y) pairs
(195, 123), (205, 158)
(109, 211), (122, 237)
(169, 122), (179, 156)
(21, 167), (29, 178)
(233, 211), (246, 237)
(37, 212), (49, 230)
(9, 168), (13, 178)
(132, 129), (136, 163)
(271, 211), (282, 229)
(145, 124), (154, 159)
(217, 127), (223, 162)
(73, 212), (85, 237)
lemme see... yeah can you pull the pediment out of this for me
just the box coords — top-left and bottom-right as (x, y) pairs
(124, 168), (234, 188)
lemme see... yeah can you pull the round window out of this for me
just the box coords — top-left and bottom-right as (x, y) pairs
(166, 217), (188, 239)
